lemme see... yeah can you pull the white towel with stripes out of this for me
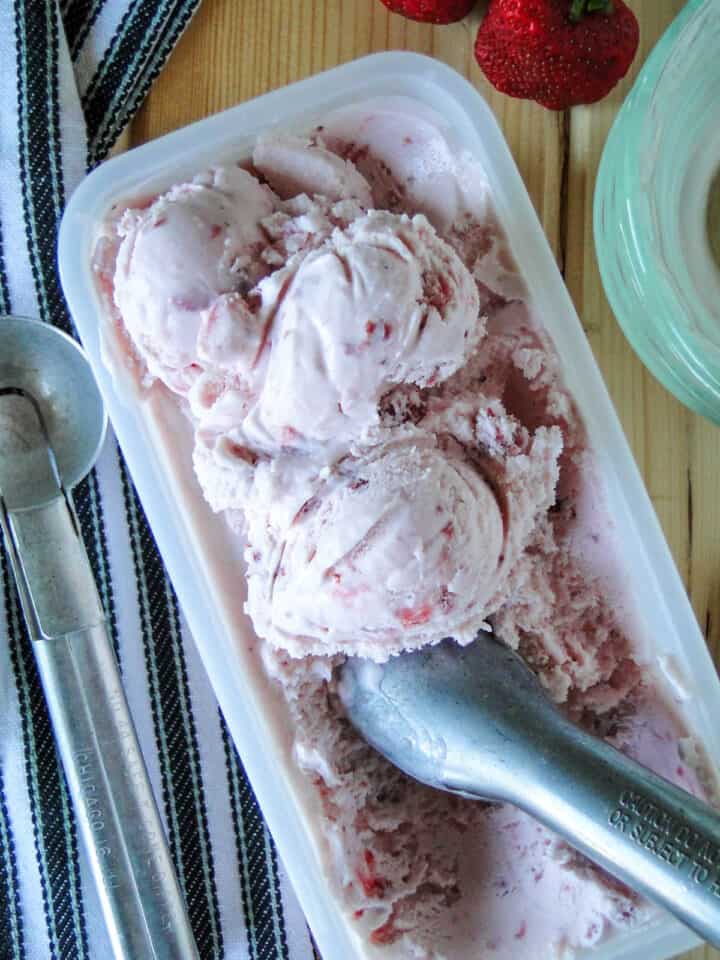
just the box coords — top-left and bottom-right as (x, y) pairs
(0, 3), (318, 958)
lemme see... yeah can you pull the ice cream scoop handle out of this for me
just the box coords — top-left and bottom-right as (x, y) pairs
(1, 496), (200, 960)
(32, 627), (201, 960)
(494, 713), (720, 947)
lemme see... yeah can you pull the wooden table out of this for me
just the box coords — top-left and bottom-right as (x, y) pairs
(131, 3), (720, 958)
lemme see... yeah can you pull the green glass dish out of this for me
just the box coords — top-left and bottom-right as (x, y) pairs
(594, 0), (720, 422)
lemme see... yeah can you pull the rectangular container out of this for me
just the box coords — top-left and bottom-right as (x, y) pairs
(58, 52), (720, 960)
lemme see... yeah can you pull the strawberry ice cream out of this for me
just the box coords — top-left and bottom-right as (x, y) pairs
(247, 436), (506, 660)
(241, 210), (482, 453)
(253, 133), (374, 205)
(113, 166), (276, 393)
(93, 96), (718, 960)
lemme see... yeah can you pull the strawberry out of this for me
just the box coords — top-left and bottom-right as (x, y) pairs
(474, 0), (639, 110)
(379, 0), (476, 25)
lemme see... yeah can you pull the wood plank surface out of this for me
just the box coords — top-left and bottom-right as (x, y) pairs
(131, 3), (720, 958)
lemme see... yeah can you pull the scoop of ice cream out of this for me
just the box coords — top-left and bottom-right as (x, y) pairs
(113, 166), (275, 392)
(246, 437), (504, 660)
(253, 133), (373, 207)
(318, 98), (493, 235)
(243, 211), (482, 452)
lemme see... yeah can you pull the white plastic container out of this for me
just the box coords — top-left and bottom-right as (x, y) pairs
(58, 52), (720, 960)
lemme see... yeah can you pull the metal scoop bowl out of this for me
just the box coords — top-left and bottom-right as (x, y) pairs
(0, 315), (106, 504)
(341, 633), (720, 949)
(0, 316), (199, 960)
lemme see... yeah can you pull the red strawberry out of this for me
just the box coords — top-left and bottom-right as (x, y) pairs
(380, 0), (476, 25)
(474, 0), (639, 110)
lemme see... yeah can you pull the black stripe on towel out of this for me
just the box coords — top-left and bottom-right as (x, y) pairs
(0, 765), (26, 960)
(221, 712), (289, 960)
(119, 457), (224, 957)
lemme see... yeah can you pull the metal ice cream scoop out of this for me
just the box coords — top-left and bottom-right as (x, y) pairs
(0, 316), (199, 960)
(341, 633), (720, 949)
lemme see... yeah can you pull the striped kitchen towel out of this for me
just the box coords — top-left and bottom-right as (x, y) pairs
(0, 3), (317, 958)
